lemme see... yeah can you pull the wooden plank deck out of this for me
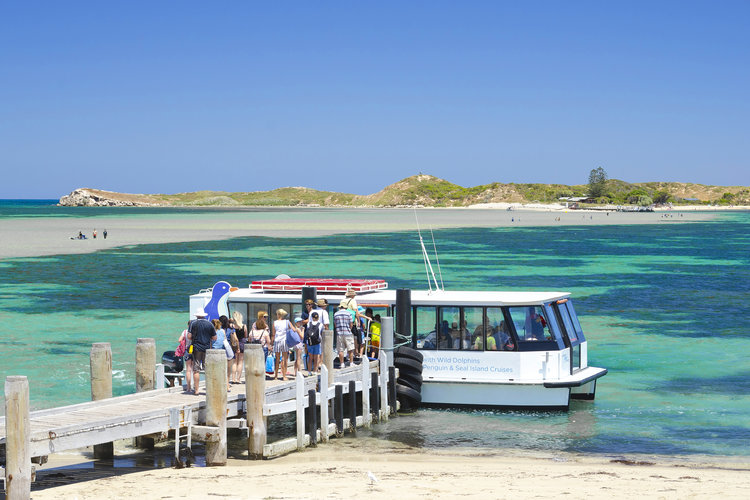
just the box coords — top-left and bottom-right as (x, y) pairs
(0, 362), (376, 459)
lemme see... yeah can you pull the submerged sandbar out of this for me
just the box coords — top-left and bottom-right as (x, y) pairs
(0, 207), (719, 260)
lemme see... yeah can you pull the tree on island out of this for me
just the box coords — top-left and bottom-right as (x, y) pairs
(653, 190), (672, 205)
(587, 167), (608, 198)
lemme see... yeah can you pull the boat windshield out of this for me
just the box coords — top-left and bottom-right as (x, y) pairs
(505, 305), (565, 350)
(506, 306), (549, 340)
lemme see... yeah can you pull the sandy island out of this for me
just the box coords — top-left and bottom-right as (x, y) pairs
(0, 205), (728, 260)
(28, 439), (750, 499)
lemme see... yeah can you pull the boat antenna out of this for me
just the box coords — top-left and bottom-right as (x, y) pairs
(429, 226), (445, 290)
(414, 208), (440, 292)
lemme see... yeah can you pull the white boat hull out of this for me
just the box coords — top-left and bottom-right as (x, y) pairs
(417, 350), (607, 409)
(421, 380), (571, 409)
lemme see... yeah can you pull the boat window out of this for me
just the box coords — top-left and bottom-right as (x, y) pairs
(245, 303), (271, 329)
(556, 303), (580, 346)
(487, 307), (515, 351)
(542, 304), (567, 350)
(465, 307), (492, 350)
(415, 306), (437, 350)
(455, 312), (471, 350)
(563, 300), (586, 343)
(228, 302), (250, 329)
(438, 307), (460, 350)
(506, 305), (555, 347)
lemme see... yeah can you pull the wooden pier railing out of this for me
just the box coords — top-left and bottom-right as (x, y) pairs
(1, 330), (397, 499)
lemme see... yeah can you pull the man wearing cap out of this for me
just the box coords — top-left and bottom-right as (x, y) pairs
(187, 308), (217, 395)
(304, 311), (324, 373)
(303, 299), (329, 371)
(334, 301), (355, 367)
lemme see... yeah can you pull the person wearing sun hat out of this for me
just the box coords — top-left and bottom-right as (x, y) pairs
(341, 288), (370, 355)
(334, 301), (355, 367)
(314, 298), (330, 330)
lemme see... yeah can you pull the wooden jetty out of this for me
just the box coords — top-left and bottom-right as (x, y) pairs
(1, 331), (397, 499)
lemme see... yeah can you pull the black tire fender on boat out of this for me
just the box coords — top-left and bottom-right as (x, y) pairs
(396, 383), (422, 403)
(397, 369), (423, 384)
(394, 345), (424, 363)
(396, 373), (422, 391)
(394, 357), (423, 373)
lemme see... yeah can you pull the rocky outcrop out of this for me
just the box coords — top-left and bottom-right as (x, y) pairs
(58, 188), (165, 207)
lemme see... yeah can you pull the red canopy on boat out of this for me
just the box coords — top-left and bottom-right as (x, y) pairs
(250, 278), (388, 293)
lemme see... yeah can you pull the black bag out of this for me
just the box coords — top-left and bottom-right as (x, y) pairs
(249, 327), (264, 344)
(309, 323), (322, 345)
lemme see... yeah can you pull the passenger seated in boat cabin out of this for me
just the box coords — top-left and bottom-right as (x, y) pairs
(439, 330), (453, 349)
(438, 320), (452, 348)
(493, 320), (515, 350)
(524, 307), (547, 340)
(472, 314), (496, 350)
(453, 321), (471, 349)
(449, 322), (460, 349)
(474, 332), (496, 350)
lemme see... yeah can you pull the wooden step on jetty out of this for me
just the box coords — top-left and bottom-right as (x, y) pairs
(1, 332), (398, 499)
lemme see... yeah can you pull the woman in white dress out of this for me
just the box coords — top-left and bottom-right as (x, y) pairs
(272, 308), (301, 381)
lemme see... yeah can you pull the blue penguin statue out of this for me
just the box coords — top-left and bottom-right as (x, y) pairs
(203, 281), (232, 321)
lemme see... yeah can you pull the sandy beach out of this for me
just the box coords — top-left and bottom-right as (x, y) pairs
(0, 206), (723, 260)
(28, 439), (750, 499)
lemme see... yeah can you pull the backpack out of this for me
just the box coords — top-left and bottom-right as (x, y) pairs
(308, 322), (322, 345)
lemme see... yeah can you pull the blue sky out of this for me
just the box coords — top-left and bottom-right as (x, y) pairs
(2, 1), (749, 198)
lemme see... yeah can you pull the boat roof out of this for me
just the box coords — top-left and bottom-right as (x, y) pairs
(250, 278), (388, 293)
(195, 287), (571, 307)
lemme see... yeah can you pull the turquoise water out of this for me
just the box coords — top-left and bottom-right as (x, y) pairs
(1, 202), (748, 459)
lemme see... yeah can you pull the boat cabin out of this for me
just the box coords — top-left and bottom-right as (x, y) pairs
(189, 278), (606, 409)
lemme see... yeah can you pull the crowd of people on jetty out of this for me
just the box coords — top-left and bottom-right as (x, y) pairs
(173, 289), (381, 393)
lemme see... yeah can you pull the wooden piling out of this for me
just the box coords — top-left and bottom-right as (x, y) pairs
(388, 365), (397, 417)
(381, 317), (394, 367)
(296, 373), (305, 450)
(245, 344), (266, 459)
(90, 343), (113, 459)
(322, 328), (334, 387)
(4, 376), (31, 500)
(320, 365), (330, 442)
(135, 338), (156, 392)
(307, 389), (317, 447)
(348, 380), (356, 434)
(334, 384), (344, 436)
(361, 359), (371, 428)
(380, 353), (389, 422)
(205, 349), (227, 465)
(371, 372), (380, 421)
(134, 338), (156, 449)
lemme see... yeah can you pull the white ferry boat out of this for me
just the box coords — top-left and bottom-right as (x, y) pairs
(189, 277), (607, 410)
